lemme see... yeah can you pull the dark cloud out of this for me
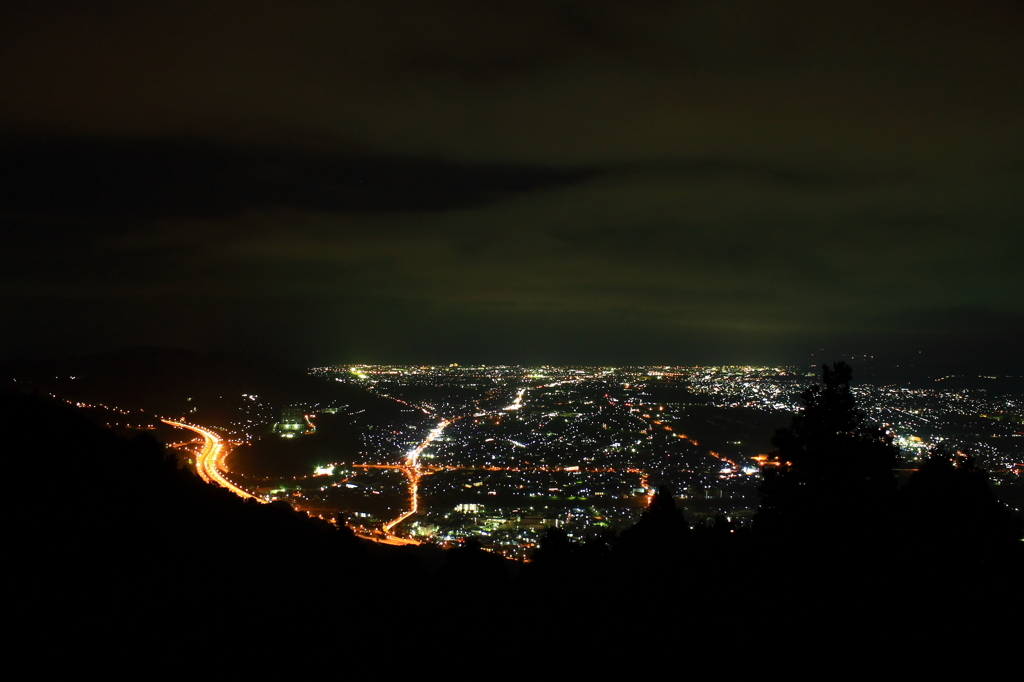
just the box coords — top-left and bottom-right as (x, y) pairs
(1, 2), (1022, 369)
(1, 135), (598, 221)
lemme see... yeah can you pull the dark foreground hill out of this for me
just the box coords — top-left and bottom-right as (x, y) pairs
(9, 376), (1020, 643)
(7, 388), (466, 628)
(2, 345), (407, 426)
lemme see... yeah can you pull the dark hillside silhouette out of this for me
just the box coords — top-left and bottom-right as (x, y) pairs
(5, 388), (436, 627)
(899, 447), (1021, 568)
(2, 346), (408, 426)
(7, 366), (1019, 634)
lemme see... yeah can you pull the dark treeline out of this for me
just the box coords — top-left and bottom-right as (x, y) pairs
(10, 363), (1022, 635)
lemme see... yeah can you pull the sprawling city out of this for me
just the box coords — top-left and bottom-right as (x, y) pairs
(103, 363), (1016, 561)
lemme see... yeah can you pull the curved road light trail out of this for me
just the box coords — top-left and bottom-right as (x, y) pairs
(163, 419), (264, 503)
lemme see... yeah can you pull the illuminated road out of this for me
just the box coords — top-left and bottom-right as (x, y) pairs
(376, 419), (450, 538)
(376, 382), (610, 537)
(163, 419), (264, 502)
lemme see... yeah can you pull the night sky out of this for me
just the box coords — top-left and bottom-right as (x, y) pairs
(3, 2), (1022, 368)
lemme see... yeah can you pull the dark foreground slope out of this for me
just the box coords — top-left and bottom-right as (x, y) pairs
(7, 389), (457, 631)
(10, 380), (1020, 646)
(2, 345), (406, 426)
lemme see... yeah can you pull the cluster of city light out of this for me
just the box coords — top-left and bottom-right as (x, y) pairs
(258, 364), (1024, 553)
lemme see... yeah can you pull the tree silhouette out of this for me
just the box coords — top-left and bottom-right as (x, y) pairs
(614, 484), (690, 563)
(757, 362), (898, 539)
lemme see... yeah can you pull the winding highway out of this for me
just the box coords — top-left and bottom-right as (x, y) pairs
(163, 419), (264, 502)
